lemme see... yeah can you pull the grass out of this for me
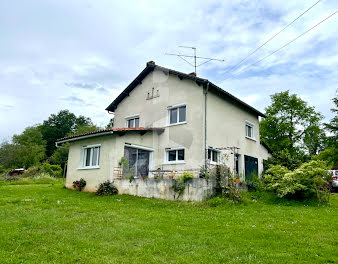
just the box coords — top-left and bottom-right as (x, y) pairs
(0, 184), (337, 264)
(0, 173), (63, 186)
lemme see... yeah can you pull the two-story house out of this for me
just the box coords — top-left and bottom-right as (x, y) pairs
(56, 61), (271, 191)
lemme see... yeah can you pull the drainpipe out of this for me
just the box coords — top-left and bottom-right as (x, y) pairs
(204, 81), (209, 171)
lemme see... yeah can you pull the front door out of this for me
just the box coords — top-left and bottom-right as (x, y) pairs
(124, 147), (150, 177)
(244, 155), (258, 181)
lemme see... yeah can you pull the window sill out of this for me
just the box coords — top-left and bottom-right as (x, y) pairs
(167, 121), (187, 127)
(163, 161), (186, 165)
(208, 161), (220, 165)
(77, 166), (100, 170)
(245, 136), (256, 141)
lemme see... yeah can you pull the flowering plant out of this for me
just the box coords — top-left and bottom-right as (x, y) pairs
(73, 178), (86, 191)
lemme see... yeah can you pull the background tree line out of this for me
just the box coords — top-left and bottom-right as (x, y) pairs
(0, 110), (113, 172)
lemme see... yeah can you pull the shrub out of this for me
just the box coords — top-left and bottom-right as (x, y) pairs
(172, 172), (194, 199)
(22, 166), (43, 178)
(43, 163), (62, 178)
(246, 173), (262, 192)
(42, 163), (63, 178)
(20, 163), (62, 179)
(96, 181), (118, 196)
(73, 178), (86, 191)
(209, 164), (243, 203)
(4, 174), (19, 182)
(263, 161), (330, 202)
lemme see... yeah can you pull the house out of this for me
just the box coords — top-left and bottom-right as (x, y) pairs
(56, 61), (271, 192)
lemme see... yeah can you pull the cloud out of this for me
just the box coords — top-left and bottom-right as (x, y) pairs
(61, 96), (85, 104)
(64, 82), (97, 89)
(0, 104), (13, 110)
(96, 87), (109, 94)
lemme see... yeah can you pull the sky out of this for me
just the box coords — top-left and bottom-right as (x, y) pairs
(0, 0), (337, 141)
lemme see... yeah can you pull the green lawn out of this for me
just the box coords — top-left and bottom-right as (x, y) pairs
(0, 184), (337, 264)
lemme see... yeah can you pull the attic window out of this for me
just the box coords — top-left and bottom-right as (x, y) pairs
(125, 115), (140, 128)
(168, 104), (186, 125)
(245, 121), (255, 140)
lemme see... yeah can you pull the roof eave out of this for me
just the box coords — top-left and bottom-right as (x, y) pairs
(56, 131), (114, 145)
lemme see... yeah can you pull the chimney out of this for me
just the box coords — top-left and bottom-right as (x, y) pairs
(147, 61), (155, 66)
(189, 72), (196, 76)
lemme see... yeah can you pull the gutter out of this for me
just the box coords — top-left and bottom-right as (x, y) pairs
(55, 131), (114, 147)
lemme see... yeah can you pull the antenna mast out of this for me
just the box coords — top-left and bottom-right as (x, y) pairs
(165, 46), (224, 75)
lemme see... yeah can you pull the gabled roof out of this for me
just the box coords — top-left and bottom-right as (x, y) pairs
(105, 61), (266, 117)
(56, 127), (164, 144)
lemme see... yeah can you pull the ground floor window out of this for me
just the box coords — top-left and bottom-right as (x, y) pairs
(81, 145), (100, 168)
(208, 148), (220, 164)
(166, 148), (185, 163)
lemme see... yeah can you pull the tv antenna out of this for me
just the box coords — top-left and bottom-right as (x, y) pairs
(165, 46), (225, 75)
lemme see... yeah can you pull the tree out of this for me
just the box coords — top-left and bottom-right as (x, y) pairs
(41, 110), (97, 157)
(41, 110), (77, 156)
(71, 123), (100, 136)
(49, 143), (70, 169)
(316, 94), (338, 168)
(0, 141), (22, 169)
(106, 118), (114, 129)
(260, 91), (324, 169)
(49, 121), (101, 169)
(0, 126), (46, 169)
(325, 94), (338, 147)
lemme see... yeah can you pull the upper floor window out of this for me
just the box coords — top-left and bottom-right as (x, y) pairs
(165, 147), (185, 163)
(81, 145), (100, 168)
(125, 115), (140, 128)
(208, 148), (220, 164)
(168, 104), (186, 125)
(245, 121), (255, 140)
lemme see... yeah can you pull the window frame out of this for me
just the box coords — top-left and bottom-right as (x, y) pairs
(245, 120), (255, 140)
(79, 144), (101, 170)
(167, 104), (186, 126)
(208, 147), (221, 164)
(164, 147), (185, 164)
(125, 114), (140, 128)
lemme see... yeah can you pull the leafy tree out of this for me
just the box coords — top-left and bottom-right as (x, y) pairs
(41, 110), (77, 156)
(316, 94), (338, 169)
(106, 118), (114, 129)
(13, 125), (46, 146)
(325, 94), (338, 147)
(71, 123), (100, 135)
(0, 142), (22, 169)
(0, 126), (46, 169)
(260, 91), (324, 169)
(49, 122), (101, 168)
(41, 110), (97, 157)
(49, 143), (70, 169)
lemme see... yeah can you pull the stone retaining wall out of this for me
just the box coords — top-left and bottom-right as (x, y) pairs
(113, 178), (215, 201)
